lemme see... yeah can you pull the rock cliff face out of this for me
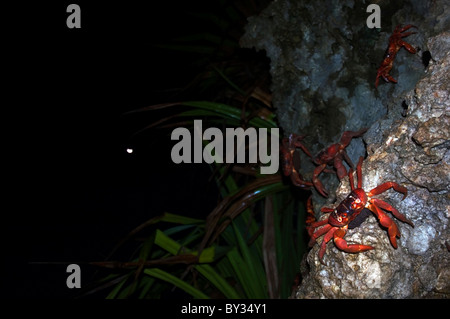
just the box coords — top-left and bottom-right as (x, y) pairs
(241, 0), (449, 298)
(296, 31), (449, 298)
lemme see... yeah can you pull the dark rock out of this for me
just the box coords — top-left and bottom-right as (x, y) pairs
(241, 0), (450, 298)
(240, 0), (446, 209)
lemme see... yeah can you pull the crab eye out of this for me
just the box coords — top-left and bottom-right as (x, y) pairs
(351, 200), (361, 209)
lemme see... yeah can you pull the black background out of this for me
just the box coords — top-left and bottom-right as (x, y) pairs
(4, 1), (222, 298)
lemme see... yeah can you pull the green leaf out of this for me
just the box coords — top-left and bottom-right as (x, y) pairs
(160, 212), (204, 225)
(125, 100), (278, 130)
(231, 222), (267, 298)
(195, 264), (241, 299)
(154, 229), (215, 263)
(178, 109), (222, 118)
(212, 65), (246, 96)
(182, 101), (242, 121)
(226, 247), (253, 298)
(163, 224), (198, 237)
(138, 275), (156, 299)
(154, 230), (240, 297)
(139, 232), (155, 262)
(144, 268), (210, 299)
(106, 275), (130, 299)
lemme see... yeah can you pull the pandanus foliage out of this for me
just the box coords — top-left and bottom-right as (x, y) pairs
(87, 1), (310, 299)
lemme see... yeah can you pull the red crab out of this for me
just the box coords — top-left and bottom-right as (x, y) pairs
(307, 156), (414, 265)
(280, 134), (313, 188)
(375, 24), (417, 88)
(312, 128), (367, 197)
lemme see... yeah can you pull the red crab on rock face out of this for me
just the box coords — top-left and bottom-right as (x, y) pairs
(312, 128), (368, 197)
(375, 24), (417, 88)
(307, 156), (414, 265)
(280, 134), (313, 188)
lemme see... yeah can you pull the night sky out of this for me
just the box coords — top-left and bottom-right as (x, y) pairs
(4, 1), (246, 298)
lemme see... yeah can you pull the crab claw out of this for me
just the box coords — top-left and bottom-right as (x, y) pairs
(368, 202), (402, 248)
(334, 229), (375, 253)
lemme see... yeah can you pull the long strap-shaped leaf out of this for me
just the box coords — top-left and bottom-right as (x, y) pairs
(199, 176), (286, 252)
(263, 196), (279, 299)
(107, 212), (204, 260)
(143, 268), (209, 299)
(125, 101), (277, 130)
(154, 230), (241, 299)
(231, 222), (268, 298)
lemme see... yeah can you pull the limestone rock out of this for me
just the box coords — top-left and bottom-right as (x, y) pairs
(295, 31), (449, 299)
(241, 0), (450, 298)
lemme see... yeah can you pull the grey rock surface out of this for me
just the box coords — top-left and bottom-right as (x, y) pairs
(241, 0), (448, 208)
(295, 31), (449, 298)
(241, 0), (450, 298)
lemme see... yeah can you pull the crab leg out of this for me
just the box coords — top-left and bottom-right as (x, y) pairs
(396, 24), (417, 36)
(280, 138), (293, 176)
(281, 135), (314, 188)
(376, 25), (417, 88)
(382, 73), (397, 84)
(333, 130), (366, 180)
(305, 196), (316, 225)
(355, 156), (364, 188)
(290, 134), (313, 158)
(339, 129), (368, 147)
(321, 207), (335, 213)
(334, 156), (348, 181)
(333, 228), (374, 253)
(368, 202), (401, 248)
(367, 181), (408, 200)
(318, 227), (338, 264)
(308, 223), (333, 247)
(341, 150), (354, 170)
(348, 156), (364, 190)
(312, 163), (329, 197)
(371, 198), (414, 227)
(310, 217), (330, 229)
(348, 168), (356, 190)
(399, 40), (417, 53)
(290, 170), (313, 188)
(376, 68), (397, 87)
